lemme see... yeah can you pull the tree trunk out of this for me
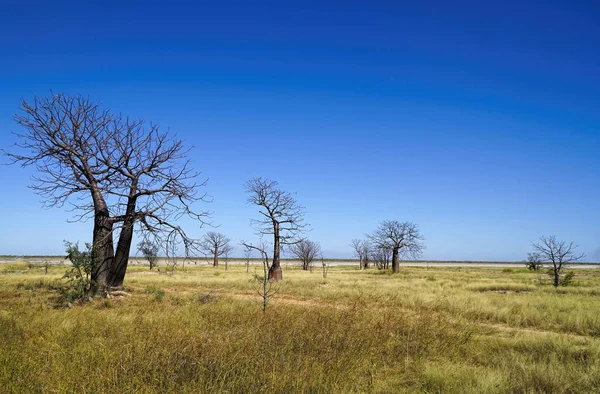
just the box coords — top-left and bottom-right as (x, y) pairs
(392, 247), (400, 273)
(553, 265), (561, 287)
(213, 248), (219, 267)
(109, 219), (135, 290)
(269, 230), (282, 281)
(109, 194), (138, 290)
(91, 205), (114, 296)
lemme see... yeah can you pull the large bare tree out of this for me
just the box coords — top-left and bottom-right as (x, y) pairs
(245, 177), (306, 281)
(531, 235), (585, 287)
(4, 93), (209, 295)
(289, 239), (321, 271)
(368, 220), (424, 273)
(199, 232), (232, 268)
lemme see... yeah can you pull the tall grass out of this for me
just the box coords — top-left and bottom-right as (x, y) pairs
(1, 264), (600, 393)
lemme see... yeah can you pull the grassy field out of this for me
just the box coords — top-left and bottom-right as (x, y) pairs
(1, 262), (600, 393)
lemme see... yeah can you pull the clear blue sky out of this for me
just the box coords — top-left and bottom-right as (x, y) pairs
(0, 0), (598, 261)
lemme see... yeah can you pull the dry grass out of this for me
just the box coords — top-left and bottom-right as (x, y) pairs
(1, 263), (600, 393)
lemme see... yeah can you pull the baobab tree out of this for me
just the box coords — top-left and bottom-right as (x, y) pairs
(289, 239), (321, 271)
(531, 235), (584, 287)
(350, 239), (371, 270)
(368, 220), (424, 273)
(245, 177), (306, 281)
(4, 93), (209, 295)
(200, 232), (232, 268)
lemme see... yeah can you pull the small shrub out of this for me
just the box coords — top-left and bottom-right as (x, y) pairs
(144, 285), (165, 301)
(427, 276), (437, 281)
(61, 241), (96, 303)
(502, 268), (513, 273)
(561, 271), (575, 287)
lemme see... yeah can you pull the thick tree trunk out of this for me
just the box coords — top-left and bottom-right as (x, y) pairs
(109, 194), (138, 290)
(269, 231), (282, 281)
(109, 219), (135, 290)
(553, 265), (561, 287)
(392, 247), (400, 273)
(213, 248), (219, 267)
(91, 205), (114, 297)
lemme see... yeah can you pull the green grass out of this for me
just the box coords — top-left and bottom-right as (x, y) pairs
(1, 264), (600, 393)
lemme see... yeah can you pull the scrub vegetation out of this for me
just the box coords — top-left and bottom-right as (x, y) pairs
(2, 262), (600, 393)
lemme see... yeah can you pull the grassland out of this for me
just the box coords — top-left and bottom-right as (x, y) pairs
(1, 262), (600, 393)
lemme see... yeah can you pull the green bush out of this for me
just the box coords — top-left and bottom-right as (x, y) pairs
(144, 285), (165, 301)
(61, 241), (95, 303)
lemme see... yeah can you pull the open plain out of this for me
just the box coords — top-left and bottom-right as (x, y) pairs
(1, 261), (600, 393)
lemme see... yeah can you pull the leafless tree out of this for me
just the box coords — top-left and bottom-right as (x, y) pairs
(164, 232), (179, 276)
(199, 232), (232, 268)
(241, 240), (278, 312)
(245, 177), (306, 281)
(243, 244), (253, 273)
(368, 220), (424, 273)
(350, 239), (371, 270)
(3, 94), (209, 295)
(289, 239), (321, 271)
(373, 244), (391, 270)
(531, 235), (585, 287)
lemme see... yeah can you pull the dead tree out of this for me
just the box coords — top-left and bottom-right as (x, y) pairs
(368, 220), (424, 273)
(531, 235), (584, 287)
(241, 241), (276, 312)
(199, 232), (232, 268)
(373, 245), (391, 270)
(350, 239), (371, 270)
(4, 94), (209, 295)
(244, 244), (253, 273)
(244, 177), (306, 281)
(289, 239), (321, 271)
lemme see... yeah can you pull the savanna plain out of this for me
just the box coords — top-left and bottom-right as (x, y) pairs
(1, 262), (600, 393)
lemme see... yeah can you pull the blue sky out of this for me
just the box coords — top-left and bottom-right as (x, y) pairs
(0, 0), (598, 261)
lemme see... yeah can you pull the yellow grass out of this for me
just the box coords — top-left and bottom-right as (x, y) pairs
(1, 263), (600, 393)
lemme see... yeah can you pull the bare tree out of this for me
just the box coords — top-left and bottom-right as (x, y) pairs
(164, 234), (179, 276)
(137, 240), (159, 270)
(199, 232), (232, 268)
(350, 239), (371, 270)
(373, 244), (391, 270)
(241, 240), (278, 312)
(4, 94), (209, 295)
(245, 177), (306, 281)
(243, 244), (253, 273)
(368, 220), (424, 273)
(531, 235), (585, 287)
(289, 239), (321, 271)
